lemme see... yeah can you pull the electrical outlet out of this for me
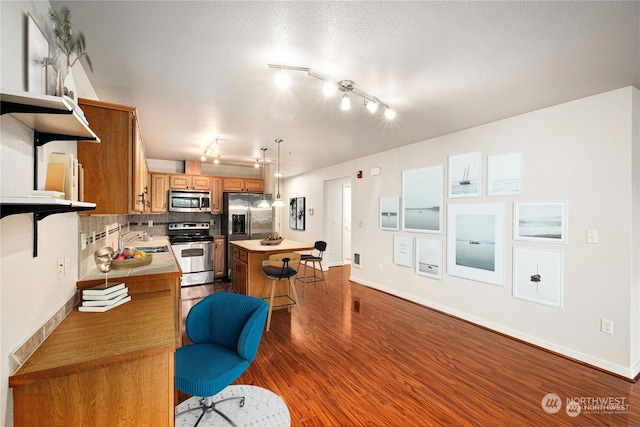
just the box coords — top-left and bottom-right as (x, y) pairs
(80, 232), (87, 250)
(148, 220), (153, 227)
(57, 258), (64, 280)
(587, 229), (599, 244)
(378, 264), (383, 272)
(601, 319), (613, 335)
(64, 256), (70, 275)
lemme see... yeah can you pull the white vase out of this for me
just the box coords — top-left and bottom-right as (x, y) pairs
(62, 66), (77, 101)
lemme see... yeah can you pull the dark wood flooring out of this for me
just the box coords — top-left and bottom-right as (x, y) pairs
(180, 266), (640, 426)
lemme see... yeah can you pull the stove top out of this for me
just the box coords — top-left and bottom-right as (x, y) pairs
(168, 222), (214, 244)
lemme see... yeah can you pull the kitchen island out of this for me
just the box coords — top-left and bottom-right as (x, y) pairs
(230, 239), (313, 300)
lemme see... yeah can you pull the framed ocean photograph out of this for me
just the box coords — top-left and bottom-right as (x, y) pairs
(449, 151), (482, 198)
(513, 247), (564, 308)
(488, 151), (523, 196)
(402, 165), (443, 233)
(447, 203), (505, 286)
(415, 237), (442, 280)
(380, 196), (400, 230)
(393, 235), (413, 268)
(514, 201), (568, 243)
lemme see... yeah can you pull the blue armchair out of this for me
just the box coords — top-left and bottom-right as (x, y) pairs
(175, 292), (269, 426)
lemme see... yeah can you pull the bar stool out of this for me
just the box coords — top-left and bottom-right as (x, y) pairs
(296, 241), (328, 297)
(261, 252), (302, 331)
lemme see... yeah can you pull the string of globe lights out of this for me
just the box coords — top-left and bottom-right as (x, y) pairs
(268, 64), (396, 120)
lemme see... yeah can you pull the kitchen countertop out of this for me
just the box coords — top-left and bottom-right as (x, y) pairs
(79, 236), (180, 282)
(230, 239), (314, 253)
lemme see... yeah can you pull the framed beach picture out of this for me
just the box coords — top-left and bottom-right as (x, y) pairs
(415, 238), (442, 280)
(447, 203), (506, 286)
(449, 151), (482, 198)
(513, 247), (564, 308)
(402, 165), (443, 233)
(488, 151), (523, 196)
(27, 13), (50, 95)
(393, 235), (413, 268)
(514, 201), (568, 243)
(380, 196), (400, 230)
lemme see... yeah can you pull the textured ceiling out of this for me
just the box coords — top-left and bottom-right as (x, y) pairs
(50, 1), (639, 177)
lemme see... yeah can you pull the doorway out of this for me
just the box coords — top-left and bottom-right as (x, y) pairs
(323, 177), (351, 268)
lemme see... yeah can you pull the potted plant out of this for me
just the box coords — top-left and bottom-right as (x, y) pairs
(48, 6), (93, 100)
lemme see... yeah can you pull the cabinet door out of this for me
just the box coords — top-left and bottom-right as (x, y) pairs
(223, 177), (245, 192)
(150, 173), (168, 212)
(245, 179), (263, 193)
(214, 238), (225, 277)
(77, 99), (134, 215)
(211, 177), (222, 213)
(169, 174), (191, 189)
(192, 175), (211, 190)
(132, 115), (148, 213)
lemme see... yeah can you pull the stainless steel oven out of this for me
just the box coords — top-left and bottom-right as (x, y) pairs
(168, 222), (214, 287)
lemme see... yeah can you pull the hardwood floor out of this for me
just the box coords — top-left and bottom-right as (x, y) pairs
(181, 266), (640, 426)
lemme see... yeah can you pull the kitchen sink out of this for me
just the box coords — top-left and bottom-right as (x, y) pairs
(134, 245), (170, 253)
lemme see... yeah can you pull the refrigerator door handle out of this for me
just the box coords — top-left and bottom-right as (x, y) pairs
(247, 208), (252, 238)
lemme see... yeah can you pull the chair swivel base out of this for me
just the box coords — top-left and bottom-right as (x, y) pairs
(175, 395), (245, 427)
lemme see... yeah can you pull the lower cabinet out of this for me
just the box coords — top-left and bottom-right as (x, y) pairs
(214, 237), (225, 278)
(231, 245), (248, 295)
(9, 291), (179, 427)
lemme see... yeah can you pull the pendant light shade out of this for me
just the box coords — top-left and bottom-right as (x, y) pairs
(272, 139), (284, 207)
(258, 147), (270, 208)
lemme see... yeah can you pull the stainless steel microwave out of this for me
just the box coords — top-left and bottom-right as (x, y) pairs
(168, 189), (211, 213)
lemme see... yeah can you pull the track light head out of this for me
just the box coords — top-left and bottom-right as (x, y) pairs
(341, 93), (351, 111)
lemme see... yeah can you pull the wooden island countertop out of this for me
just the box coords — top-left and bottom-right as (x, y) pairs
(229, 239), (313, 299)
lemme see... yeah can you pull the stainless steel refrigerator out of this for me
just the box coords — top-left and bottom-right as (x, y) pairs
(222, 193), (274, 278)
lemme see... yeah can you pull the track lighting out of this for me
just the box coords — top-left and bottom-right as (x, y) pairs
(268, 64), (396, 119)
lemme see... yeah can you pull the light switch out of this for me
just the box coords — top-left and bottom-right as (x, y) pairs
(587, 229), (598, 244)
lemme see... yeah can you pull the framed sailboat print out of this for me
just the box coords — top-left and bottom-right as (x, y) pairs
(449, 151), (482, 198)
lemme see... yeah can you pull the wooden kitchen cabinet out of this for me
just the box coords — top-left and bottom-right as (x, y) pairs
(151, 173), (169, 212)
(9, 291), (178, 427)
(231, 245), (248, 295)
(214, 236), (225, 277)
(77, 98), (148, 214)
(169, 174), (211, 190)
(223, 177), (263, 193)
(211, 177), (223, 213)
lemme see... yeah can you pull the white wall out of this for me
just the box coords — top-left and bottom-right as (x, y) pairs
(1, 1), (97, 424)
(285, 86), (640, 379)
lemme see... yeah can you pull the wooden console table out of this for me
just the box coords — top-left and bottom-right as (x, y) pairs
(9, 291), (179, 427)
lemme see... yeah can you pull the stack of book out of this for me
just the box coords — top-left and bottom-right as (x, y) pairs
(45, 152), (84, 201)
(79, 282), (131, 312)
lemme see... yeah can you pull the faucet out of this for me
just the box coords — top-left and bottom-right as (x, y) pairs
(118, 231), (142, 253)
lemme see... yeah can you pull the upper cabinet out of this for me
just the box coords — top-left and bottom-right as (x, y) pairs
(169, 174), (211, 190)
(223, 177), (263, 193)
(77, 98), (148, 215)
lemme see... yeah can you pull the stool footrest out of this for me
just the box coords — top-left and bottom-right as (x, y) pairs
(263, 294), (297, 309)
(295, 276), (325, 284)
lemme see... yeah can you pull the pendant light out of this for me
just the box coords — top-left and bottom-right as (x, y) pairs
(272, 139), (285, 207)
(258, 147), (270, 208)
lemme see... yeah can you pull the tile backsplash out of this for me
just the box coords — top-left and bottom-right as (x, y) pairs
(78, 212), (221, 278)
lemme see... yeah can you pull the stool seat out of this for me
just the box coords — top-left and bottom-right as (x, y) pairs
(296, 241), (328, 297)
(261, 252), (302, 331)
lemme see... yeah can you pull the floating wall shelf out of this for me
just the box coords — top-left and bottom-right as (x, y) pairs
(1, 89), (101, 256)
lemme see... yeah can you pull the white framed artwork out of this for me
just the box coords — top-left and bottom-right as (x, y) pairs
(488, 151), (523, 196)
(447, 203), (506, 286)
(393, 235), (413, 268)
(380, 196), (400, 230)
(449, 151), (482, 198)
(514, 200), (568, 243)
(402, 165), (443, 233)
(513, 247), (564, 308)
(415, 238), (442, 280)
(27, 13), (50, 95)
